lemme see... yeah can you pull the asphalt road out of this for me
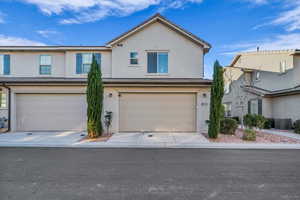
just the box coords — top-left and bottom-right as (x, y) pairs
(0, 148), (299, 200)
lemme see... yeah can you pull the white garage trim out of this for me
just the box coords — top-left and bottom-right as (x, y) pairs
(118, 92), (197, 132)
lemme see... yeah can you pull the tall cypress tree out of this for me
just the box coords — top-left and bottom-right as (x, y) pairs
(208, 61), (224, 138)
(87, 55), (103, 138)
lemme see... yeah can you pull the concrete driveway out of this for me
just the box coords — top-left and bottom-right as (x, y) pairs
(0, 131), (85, 147)
(0, 131), (209, 147)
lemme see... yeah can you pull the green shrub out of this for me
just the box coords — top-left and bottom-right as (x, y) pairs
(244, 114), (255, 128)
(243, 128), (256, 141)
(253, 114), (267, 129)
(264, 118), (274, 129)
(294, 120), (300, 134)
(231, 116), (240, 124)
(244, 114), (266, 129)
(220, 118), (238, 135)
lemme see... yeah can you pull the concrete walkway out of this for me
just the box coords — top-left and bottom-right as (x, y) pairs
(0, 131), (300, 149)
(261, 129), (300, 140)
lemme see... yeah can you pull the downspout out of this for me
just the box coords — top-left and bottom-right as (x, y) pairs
(2, 83), (11, 132)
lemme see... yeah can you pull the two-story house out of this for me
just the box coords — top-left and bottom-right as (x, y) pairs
(0, 14), (212, 133)
(223, 49), (300, 129)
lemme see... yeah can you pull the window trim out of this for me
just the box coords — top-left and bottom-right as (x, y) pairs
(129, 52), (138, 65)
(249, 99), (259, 115)
(39, 55), (52, 75)
(81, 53), (93, 74)
(147, 51), (169, 74)
(0, 89), (7, 109)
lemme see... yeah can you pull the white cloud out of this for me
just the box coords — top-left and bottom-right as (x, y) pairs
(245, 0), (300, 31)
(243, 0), (268, 5)
(0, 35), (46, 46)
(221, 33), (300, 55)
(20, 0), (203, 24)
(271, 1), (300, 31)
(37, 30), (59, 38)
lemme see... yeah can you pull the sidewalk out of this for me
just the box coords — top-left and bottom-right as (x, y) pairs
(261, 129), (300, 140)
(0, 131), (300, 149)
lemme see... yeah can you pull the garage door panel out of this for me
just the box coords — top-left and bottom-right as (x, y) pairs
(119, 93), (196, 132)
(16, 94), (87, 131)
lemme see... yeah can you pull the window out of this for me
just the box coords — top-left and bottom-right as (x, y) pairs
(82, 53), (93, 73)
(248, 99), (262, 115)
(0, 54), (10, 75)
(250, 100), (258, 114)
(223, 103), (232, 117)
(280, 60), (287, 73)
(147, 52), (168, 73)
(76, 53), (101, 74)
(0, 89), (7, 108)
(130, 52), (138, 65)
(255, 71), (260, 81)
(40, 55), (51, 75)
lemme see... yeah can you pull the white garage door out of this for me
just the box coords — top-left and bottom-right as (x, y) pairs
(16, 94), (87, 131)
(119, 93), (196, 132)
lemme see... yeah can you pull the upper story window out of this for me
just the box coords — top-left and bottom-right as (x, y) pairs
(40, 55), (52, 75)
(0, 89), (7, 109)
(82, 53), (93, 73)
(0, 55), (10, 75)
(130, 52), (138, 65)
(147, 52), (168, 74)
(76, 53), (101, 74)
(280, 60), (287, 73)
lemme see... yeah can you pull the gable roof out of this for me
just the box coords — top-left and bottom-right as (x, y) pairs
(229, 49), (297, 67)
(106, 13), (211, 53)
(243, 85), (300, 97)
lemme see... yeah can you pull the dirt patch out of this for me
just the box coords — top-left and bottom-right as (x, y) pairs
(78, 134), (113, 142)
(204, 129), (300, 144)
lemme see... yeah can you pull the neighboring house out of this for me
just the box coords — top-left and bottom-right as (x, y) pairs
(0, 14), (212, 133)
(223, 49), (300, 128)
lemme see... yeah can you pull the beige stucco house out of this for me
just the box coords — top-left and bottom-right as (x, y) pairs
(223, 49), (300, 128)
(0, 14), (212, 133)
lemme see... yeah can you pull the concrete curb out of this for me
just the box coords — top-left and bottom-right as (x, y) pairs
(1, 143), (300, 149)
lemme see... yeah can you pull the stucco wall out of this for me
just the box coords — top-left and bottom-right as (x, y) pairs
(8, 85), (210, 133)
(223, 74), (260, 119)
(65, 51), (112, 78)
(271, 94), (300, 122)
(111, 22), (204, 78)
(234, 51), (294, 73)
(0, 50), (112, 78)
(3, 52), (66, 77)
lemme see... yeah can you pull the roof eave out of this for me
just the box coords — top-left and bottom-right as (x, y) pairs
(106, 13), (211, 51)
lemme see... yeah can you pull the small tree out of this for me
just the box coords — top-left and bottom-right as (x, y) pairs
(87, 55), (103, 138)
(208, 61), (224, 138)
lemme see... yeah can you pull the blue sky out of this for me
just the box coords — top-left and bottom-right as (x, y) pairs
(0, 0), (300, 78)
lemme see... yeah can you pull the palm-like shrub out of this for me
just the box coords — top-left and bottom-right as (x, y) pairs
(208, 61), (224, 138)
(87, 55), (103, 138)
